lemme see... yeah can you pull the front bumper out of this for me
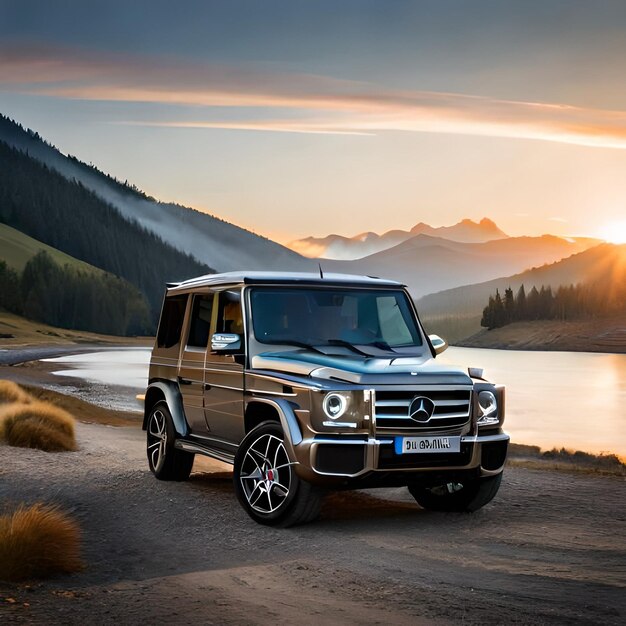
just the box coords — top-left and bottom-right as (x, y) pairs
(294, 431), (509, 487)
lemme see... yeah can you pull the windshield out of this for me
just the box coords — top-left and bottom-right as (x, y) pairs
(250, 287), (423, 352)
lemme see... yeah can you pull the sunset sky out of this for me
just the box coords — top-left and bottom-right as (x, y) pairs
(1, 0), (625, 243)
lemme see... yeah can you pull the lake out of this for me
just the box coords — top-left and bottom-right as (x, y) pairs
(44, 347), (626, 457)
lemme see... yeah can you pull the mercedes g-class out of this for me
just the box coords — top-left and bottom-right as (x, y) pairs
(143, 271), (508, 526)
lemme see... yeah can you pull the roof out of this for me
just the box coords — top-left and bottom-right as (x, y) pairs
(168, 271), (404, 292)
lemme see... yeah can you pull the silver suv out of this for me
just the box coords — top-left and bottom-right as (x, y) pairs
(143, 271), (508, 526)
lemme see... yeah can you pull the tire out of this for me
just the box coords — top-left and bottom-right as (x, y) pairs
(146, 401), (194, 481)
(408, 473), (503, 512)
(233, 421), (321, 527)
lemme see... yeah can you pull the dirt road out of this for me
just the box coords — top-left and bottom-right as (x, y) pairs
(1, 423), (625, 625)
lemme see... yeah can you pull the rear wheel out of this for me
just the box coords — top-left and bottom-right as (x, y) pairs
(408, 473), (502, 512)
(146, 401), (194, 481)
(233, 421), (321, 527)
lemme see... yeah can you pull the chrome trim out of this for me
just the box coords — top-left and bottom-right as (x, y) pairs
(245, 371), (321, 391)
(208, 383), (244, 392)
(322, 421), (357, 428)
(462, 432), (510, 444)
(246, 388), (298, 397)
(175, 440), (235, 464)
(189, 433), (239, 448)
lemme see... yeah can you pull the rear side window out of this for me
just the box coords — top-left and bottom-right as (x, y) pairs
(157, 294), (188, 349)
(187, 294), (214, 348)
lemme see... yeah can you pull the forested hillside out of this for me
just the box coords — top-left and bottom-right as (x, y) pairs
(0, 252), (150, 336)
(0, 140), (211, 320)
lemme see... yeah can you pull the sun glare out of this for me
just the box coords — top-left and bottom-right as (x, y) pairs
(600, 220), (626, 244)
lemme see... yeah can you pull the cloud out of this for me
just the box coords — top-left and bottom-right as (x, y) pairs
(2, 44), (626, 149)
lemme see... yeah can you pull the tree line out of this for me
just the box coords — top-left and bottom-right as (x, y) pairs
(0, 140), (212, 321)
(481, 281), (626, 330)
(0, 252), (151, 336)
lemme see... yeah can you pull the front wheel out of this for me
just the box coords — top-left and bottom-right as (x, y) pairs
(408, 473), (502, 512)
(146, 401), (194, 481)
(233, 421), (321, 527)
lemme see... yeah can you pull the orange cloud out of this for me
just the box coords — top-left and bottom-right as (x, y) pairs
(2, 44), (626, 149)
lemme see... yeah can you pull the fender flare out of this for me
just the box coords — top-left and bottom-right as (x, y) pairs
(245, 397), (303, 455)
(143, 380), (189, 438)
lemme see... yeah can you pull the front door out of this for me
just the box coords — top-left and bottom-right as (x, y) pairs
(203, 289), (245, 447)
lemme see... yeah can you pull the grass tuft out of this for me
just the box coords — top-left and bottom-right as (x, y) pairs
(0, 401), (76, 452)
(0, 503), (83, 582)
(0, 380), (32, 405)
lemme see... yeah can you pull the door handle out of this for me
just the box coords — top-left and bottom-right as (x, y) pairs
(178, 376), (192, 385)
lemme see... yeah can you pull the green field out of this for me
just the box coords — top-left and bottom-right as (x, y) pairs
(0, 222), (102, 274)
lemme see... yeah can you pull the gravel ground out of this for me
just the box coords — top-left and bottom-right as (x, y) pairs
(1, 422), (625, 625)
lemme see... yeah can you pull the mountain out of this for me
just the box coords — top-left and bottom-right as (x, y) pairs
(288, 217), (509, 260)
(0, 139), (209, 319)
(416, 243), (626, 319)
(0, 115), (312, 273)
(322, 233), (602, 298)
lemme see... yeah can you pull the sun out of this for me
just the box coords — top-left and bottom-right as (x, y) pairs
(600, 220), (626, 244)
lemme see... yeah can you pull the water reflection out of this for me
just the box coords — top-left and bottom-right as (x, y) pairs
(440, 348), (626, 456)
(44, 347), (625, 456)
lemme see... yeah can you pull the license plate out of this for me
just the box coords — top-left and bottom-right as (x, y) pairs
(394, 435), (461, 455)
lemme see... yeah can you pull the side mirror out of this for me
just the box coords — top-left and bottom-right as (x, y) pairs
(211, 333), (242, 352)
(429, 334), (448, 355)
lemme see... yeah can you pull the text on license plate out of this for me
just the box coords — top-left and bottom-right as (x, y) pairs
(394, 435), (461, 455)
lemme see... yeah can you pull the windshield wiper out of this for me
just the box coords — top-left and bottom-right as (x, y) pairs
(325, 339), (373, 357)
(268, 339), (327, 355)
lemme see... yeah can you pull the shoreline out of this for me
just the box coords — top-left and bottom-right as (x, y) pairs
(1, 341), (624, 471)
(455, 317), (626, 354)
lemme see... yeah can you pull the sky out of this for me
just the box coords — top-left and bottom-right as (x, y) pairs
(1, 0), (626, 243)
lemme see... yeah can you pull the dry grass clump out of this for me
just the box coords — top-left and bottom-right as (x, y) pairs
(0, 401), (76, 452)
(0, 380), (32, 404)
(0, 503), (83, 582)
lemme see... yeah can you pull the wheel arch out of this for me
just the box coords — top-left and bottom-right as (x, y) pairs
(245, 398), (303, 447)
(143, 380), (189, 437)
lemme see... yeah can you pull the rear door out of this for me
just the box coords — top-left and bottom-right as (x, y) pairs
(179, 292), (214, 434)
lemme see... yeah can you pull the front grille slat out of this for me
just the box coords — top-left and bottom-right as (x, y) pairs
(374, 388), (472, 431)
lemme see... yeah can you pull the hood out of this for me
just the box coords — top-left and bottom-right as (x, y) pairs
(250, 349), (472, 386)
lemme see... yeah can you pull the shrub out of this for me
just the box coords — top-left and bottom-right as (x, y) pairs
(0, 380), (32, 404)
(0, 401), (76, 452)
(0, 503), (83, 581)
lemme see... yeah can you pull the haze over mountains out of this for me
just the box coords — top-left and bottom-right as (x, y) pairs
(0, 115), (312, 274)
(322, 233), (601, 298)
(417, 243), (626, 319)
(0, 113), (611, 335)
(288, 217), (509, 260)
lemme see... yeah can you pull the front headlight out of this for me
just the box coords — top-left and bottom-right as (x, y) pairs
(477, 390), (499, 426)
(323, 393), (349, 419)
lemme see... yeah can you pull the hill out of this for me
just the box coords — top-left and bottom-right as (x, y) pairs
(0, 114), (312, 273)
(0, 223), (103, 274)
(0, 139), (210, 320)
(417, 243), (626, 318)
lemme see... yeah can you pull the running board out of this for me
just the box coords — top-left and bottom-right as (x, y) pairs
(175, 440), (235, 465)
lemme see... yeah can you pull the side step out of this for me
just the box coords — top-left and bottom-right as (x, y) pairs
(174, 439), (235, 465)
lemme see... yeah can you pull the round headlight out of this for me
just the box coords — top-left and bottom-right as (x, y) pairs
(323, 393), (348, 419)
(478, 390), (497, 417)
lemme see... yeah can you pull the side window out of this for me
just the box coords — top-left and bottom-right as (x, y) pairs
(186, 294), (214, 348)
(216, 290), (244, 334)
(157, 294), (188, 349)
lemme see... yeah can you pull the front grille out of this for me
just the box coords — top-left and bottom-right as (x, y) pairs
(374, 388), (472, 431)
